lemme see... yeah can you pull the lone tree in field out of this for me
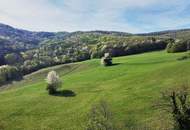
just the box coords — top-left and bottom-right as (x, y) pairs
(162, 84), (190, 130)
(101, 53), (112, 66)
(46, 71), (62, 95)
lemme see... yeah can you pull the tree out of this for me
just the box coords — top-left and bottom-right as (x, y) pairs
(0, 65), (22, 86)
(46, 71), (62, 95)
(167, 39), (188, 53)
(162, 84), (190, 130)
(0, 120), (4, 130)
(4, 53), (23, 65)
(101, 53), (112, 66)
(86, 100), (116, 130)
(0, 55), (5, 65)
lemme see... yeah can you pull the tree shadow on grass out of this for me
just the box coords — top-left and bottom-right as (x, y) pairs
(107, 63), (121, 67)
(112, 63), (121, 66)
(53, 90), (76, 97)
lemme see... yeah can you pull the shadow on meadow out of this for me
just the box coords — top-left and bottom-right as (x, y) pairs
(112, 63), (121, 66)
(106, 63), (121, 67)
(52, 90), (76, 97)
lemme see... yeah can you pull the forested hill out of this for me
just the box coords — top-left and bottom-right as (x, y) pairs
(0, 23), (132, 64)
(0, 23), (132, 47)
(138, 28), (190, 39)
(0, 23), (190, 81)
(0, 23), (57, 44)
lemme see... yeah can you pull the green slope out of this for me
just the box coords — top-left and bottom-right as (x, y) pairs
(0, 51), (190, 130)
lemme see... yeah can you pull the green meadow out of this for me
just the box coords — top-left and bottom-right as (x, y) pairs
(0, 51), (189, 130)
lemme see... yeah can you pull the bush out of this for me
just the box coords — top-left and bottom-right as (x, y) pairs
(4, 53), (23, 65)
(167, 39), (188, 53)
(101, 53), (112, 66)
(86, 100), (116, 130)
(162, 84), (190, 130)
(0, 65), (22, 86)
(46, 71), (62, 95)
(0, 120), (4, 130)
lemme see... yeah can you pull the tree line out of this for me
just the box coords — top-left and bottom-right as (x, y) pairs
(1, 34), (190, 86)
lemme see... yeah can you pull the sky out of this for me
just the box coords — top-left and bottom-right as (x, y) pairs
(0, 0), (190, 33)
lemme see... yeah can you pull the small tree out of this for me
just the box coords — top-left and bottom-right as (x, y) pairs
(161, 84), (190, 130)
(0, 121), (4, 130)
(4, 53), (23, 65)
(101, 53), (112, 66)
(0, 65), (22, 85)
(46, 71), (61, 95)
(86, 100), (116, 130)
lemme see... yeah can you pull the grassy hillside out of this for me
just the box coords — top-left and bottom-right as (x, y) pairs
(0, 51), (190, 130)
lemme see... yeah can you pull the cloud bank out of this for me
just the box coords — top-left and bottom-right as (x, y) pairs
(0, 0), (190, 33)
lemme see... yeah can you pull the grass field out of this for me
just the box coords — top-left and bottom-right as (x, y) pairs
(0, 51), (190, 130)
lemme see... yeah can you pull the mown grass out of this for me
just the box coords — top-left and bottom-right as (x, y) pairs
(0, 51), (190, 130)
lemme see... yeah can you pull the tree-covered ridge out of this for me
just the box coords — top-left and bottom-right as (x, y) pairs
(1, 23), (190, 83)
(4, 35), (168, 75)
(138, 28), (190, 39)
(0, 24), (132, 64)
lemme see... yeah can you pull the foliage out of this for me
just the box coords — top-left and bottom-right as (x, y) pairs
(0, 65), (22, 86)
(4, 53), (23, 65)
(0, 120), (4, 130)
(1, 23), (190, 76)
(101, 53), (112, 66)
(46, 71), (62, 94)
(1, 35), (168, 76)
(162, 84), (190, 130)
(0, 23), (171, 76)
(91, 37), (168, 58)
(86, 100), (116, 130)
(167, 39), (189, 53)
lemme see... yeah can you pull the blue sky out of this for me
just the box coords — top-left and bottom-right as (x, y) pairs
(0, 0), (190, 33)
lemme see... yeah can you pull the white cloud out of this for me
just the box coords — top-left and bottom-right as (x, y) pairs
(0, 0), (189, 33)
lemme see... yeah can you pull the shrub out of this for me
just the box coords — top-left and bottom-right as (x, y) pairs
(0, 65), (22, 86)
(86, 100), (116, 130)
(101, 53), (112, 66)
(0, 120), (4, 130)
(162, 84), (190, 130)
(167, 39), (188, 53)
(4, 53), (23, 65)
(46, 71), (62, 95)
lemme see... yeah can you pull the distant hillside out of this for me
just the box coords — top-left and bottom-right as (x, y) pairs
(0, 23), (56, 44)
(0, 23), (190, 75)
(0, 23), (68, 64)
(0, 23), (132, 45)
(138, 29), (190, 39)
(0, 23), (133, 65)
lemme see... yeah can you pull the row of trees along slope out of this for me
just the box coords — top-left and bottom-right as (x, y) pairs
(2, 35), (169, 76)
(2, 23), (190, 86)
